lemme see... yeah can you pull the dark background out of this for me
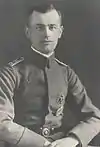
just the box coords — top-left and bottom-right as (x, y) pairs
(0, 0), (100, 144)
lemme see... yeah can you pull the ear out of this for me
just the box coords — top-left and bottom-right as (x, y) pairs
(58, 25), (64, 39)
(25, 26), (30, 39)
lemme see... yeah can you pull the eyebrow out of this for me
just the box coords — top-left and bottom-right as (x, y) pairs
(36, 24), (57, 26)
(36, 24), (44, 26)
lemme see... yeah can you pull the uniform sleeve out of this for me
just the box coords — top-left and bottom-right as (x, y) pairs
(0, 66), (48, 147)
(66, 65), (100, 147)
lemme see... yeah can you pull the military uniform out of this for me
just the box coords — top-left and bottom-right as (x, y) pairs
(0, 49), (100, 147)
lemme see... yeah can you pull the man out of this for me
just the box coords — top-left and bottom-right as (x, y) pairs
(0, 2), (100, 147)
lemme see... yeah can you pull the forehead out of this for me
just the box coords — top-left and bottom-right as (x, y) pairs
(29, 10), (61, 26)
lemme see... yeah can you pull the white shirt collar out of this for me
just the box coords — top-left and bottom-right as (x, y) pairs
(31, 46), (54, 58)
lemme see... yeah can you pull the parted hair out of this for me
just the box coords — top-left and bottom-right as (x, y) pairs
(27, 1), (63, 25)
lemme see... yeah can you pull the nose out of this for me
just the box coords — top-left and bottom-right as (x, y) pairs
(43, 26), (51, 38)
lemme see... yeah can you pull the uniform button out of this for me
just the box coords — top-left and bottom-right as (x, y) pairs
(51, 127), (54, 131)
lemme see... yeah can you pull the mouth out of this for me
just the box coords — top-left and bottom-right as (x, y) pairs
(41, 40), (53, 44)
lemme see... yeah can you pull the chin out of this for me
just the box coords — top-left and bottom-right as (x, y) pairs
(42, 50), (51, 55)
(41, 48), (54, 55)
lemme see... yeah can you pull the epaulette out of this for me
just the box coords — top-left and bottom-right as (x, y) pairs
(8, 57), (24, 67)
(55, 58), (68, 67)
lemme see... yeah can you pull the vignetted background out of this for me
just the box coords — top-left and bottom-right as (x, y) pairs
(0, 0), (100, 144)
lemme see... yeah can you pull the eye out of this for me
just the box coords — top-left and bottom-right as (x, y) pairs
(49, 25), (58, 31)
(36, 25), (44, 31)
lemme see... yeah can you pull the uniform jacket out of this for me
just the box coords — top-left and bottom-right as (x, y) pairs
(0, 49), (100, 147)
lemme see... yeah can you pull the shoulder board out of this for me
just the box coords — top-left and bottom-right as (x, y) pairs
(55, 58), (68, 67)
(8, 57), (24, 67)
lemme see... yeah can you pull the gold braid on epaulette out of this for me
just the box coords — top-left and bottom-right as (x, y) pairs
(8, 57), (24, 67)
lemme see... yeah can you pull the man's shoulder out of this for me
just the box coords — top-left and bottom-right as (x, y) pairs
(8, 57), (24, 67)
(55, 58), (68, 68)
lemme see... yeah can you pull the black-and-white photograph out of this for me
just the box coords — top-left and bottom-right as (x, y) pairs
(0, 0), (100, 147)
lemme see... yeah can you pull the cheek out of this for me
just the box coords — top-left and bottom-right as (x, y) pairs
(53, 32), (60, 40)
(53, 30), (61, 39)
(30, 31), (41, 41)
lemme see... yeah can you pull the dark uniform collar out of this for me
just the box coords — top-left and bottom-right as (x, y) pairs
(25, 47), (55, 69)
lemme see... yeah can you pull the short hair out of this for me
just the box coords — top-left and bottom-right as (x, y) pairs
(27, 1), (63, 26)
